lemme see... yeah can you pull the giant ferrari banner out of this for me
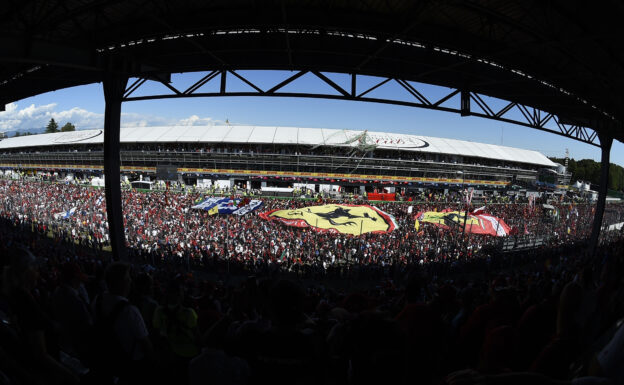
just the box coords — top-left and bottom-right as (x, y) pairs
(414, 210), (510, 237)
(259, 204), (398, 235)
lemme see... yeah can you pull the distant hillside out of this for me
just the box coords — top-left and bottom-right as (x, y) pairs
(549, 157), (624, 191)
(3, 127), (46, 137)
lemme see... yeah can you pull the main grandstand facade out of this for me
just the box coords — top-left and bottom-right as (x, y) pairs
(0, 125), (570, 192)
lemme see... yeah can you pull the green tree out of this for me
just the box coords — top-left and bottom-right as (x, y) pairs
(549, 156), (624, 191)
(45, 118), (59, 133)
(61, 122), (76, 132)
(610, 163), (624, 191)
(13, 131), (21, 137)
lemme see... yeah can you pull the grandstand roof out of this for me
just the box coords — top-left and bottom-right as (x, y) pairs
(0, 126), (556, 168)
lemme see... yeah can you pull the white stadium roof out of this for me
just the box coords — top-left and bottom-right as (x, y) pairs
(0, 125), (557, 167)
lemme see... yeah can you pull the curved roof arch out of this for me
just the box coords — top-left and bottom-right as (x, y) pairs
(1, 1), (623, 141)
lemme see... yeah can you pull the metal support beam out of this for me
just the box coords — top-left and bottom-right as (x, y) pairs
(220, 70), (226, 94)
(103, 73), (128, 261)
(121, 70), (602, 147)
(590, 134), (613, 255)
(460, 90), (470, 116)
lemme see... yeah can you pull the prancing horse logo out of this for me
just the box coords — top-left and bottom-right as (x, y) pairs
(262, 204), (398, 235)
(288, 206), (378, 227)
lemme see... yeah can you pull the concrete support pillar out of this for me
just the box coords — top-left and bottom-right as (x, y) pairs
(589, 135), (613, 255)
(103, 74), (128, 260)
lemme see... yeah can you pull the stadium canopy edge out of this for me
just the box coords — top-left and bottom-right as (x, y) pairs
(0, 1), (622, 144)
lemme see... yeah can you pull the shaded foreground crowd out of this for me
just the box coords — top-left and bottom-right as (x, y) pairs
(1, 181), (624, 384)
(2, 213), (624, 385)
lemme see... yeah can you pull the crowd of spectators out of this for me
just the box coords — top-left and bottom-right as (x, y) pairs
(1, 179), (616, 277)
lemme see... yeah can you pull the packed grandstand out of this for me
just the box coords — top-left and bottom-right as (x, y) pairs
(1, 126), (624, 385)
(0, 125), (571, 193)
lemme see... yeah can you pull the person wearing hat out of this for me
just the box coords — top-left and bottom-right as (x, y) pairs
(51, 262), (93, 360)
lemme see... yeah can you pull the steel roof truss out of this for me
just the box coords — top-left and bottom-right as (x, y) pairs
(120, 70), (600, 147)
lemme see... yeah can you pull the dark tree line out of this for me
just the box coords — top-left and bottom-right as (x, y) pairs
(550, 157), (624, 191)
(13, 118), (76, 137)
(45, 118), (75, 133)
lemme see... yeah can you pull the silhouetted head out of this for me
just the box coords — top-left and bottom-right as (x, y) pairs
(134, 272), (154, 297)
(105, 262), (132, 297)
(5, 246), (39, 292)
(269, 280), (304, 327)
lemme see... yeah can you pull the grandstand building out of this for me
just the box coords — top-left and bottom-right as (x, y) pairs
(0, 125), (570, 192)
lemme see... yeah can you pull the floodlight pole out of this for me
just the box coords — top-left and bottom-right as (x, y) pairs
(103, 73), (128, 261)
(589, 134), (613, 255)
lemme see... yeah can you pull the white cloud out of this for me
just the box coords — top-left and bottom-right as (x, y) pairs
(120, 112), (173, 128)
(0, 102), (103, 131)
(0, 103), (220, 132)
(178, 114), (217, 126)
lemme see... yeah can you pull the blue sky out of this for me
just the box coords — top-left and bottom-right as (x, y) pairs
(2, 70), (622, 167)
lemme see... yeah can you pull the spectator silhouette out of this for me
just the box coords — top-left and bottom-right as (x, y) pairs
(5, 246), (79, 385)
(89, 262), (153, 384)
(51, 262), (93, 360)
